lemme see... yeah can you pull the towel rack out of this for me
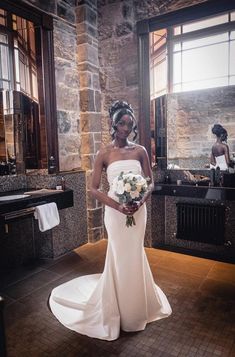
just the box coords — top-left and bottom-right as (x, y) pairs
(1, 201), (48, 221)
(1, 201), (48, 234)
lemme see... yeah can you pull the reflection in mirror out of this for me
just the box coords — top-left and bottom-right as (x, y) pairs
(0, 8), (47, 175)
(150, 10), (235, 170)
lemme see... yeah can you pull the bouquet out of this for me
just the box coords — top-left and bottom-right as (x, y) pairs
(112, 171), (149, 227)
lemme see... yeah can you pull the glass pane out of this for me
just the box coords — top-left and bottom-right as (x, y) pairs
(183, 14), (229, 33)
(174, 26), (181, 35)
(29, 26), (35, 54)
(182, 77), (228, 91)
(181, 42), (228, 82)
(183, 33), (228, 50)
(173, 42), (181, 52)
(1, 45), (10, 80)
(0, 16), (6, 26)
(150, 71), (154, 98)
(231, 11), (235, 21)
(16, 16), (22, 32)
(230, 41), (235, 75)
(229, 75), (235, 85)
(25, 66), (30, 94)
(151, 29), (167, 53)
(14, 48), (20, 83)
(155, 88), (167, 97)
(173, 83), (182, 92)
(231, 31), (235, 40)
(173, 52), (181, 84)
(153, 59), (167, 96)
(2, 81), (10, 90)
(0, 34), (8, 44)
(19, 61), (26, 91)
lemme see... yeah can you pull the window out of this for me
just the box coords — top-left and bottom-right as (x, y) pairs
(0, 11), (38, 100)
(150, 29), (167, 99)
(0, 1), (58, 173)
(150, 11), (235, 98)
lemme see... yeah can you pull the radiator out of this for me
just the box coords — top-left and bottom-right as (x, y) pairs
(176, 202), (225, 245)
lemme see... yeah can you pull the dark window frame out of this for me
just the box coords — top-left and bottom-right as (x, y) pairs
(0, 0), (59, 173)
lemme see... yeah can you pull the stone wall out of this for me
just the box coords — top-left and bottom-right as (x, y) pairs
(75, 0), (103, 242)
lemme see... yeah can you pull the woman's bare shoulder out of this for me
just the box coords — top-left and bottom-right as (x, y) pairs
(95, 143), (113, 162)
(133, 144), (148, 155)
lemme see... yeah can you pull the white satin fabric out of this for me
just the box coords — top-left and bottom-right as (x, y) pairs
(210, 154), (228, 170)
(215, 154), (228, 170)
(49, 159), (172, 341)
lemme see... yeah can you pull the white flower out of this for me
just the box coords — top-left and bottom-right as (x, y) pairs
(124, 183), (131, 192)
(136, 175), (147, 185)
(116, 180), (125, 194)
(123, 173), (134, 181)
(136, 183), (143, 192)
(130, 190), (140, 199)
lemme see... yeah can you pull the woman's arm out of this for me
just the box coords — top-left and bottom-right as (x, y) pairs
(90, 150), (134, 215)
(210, 150), (216, 166)
(224, 144), (231, 166)
(90, 150), (120, 211)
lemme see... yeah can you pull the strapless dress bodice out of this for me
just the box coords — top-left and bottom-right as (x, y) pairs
(215, 154), (228, 171)
(106, 159), (142, 186)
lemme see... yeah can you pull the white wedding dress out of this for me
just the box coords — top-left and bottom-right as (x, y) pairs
(49, 159), (172, 341)
(210, 154), (228, 171)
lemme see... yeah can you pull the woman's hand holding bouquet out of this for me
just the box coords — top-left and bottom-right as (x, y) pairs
(112, 171), (149, 227)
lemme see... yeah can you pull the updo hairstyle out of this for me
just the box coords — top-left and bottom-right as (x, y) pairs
(109, 100), (137, 140)
(212, 124), (228, 141)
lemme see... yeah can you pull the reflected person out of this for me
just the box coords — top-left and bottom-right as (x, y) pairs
(210, 124), (231, 170)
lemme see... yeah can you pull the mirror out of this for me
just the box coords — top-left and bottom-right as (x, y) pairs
(0, 2), (58, 176)
(137, 0), (235, 170)
(152, 88), (235, 170)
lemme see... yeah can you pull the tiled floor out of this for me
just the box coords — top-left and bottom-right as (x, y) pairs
(1, 239), (235, 357)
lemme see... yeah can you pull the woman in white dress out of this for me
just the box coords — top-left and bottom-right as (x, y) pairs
(210, 124), (230, 170)
(49, 100), (172, 341)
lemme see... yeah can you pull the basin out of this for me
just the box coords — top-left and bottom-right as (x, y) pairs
(0, 194), (30, 201)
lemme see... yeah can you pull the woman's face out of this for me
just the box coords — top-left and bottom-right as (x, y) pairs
(115, 114), (133, 139)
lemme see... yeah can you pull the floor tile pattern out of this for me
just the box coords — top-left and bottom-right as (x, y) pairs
(1, 240), (235, 357)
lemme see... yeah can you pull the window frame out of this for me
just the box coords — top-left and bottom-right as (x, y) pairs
(0, 0), (59, 173)
(137, 0), (235, 160)
(169, 16), (235, 93)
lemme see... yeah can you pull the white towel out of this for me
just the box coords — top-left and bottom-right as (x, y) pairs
(34, 202), (60, 232)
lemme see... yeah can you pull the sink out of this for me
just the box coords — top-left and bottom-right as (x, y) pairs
(0, 194), (30, 201)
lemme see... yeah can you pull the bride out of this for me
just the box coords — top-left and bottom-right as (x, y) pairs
(49, 100), (172, 341)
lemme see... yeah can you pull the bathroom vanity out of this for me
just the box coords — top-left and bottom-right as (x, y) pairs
(0, 170), (88, 269)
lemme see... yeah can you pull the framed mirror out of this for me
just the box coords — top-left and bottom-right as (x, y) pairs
(0, 0), (58, 175)
(137, 0), (235, 170)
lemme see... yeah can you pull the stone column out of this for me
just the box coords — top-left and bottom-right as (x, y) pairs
(76, 0), (103, 242)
